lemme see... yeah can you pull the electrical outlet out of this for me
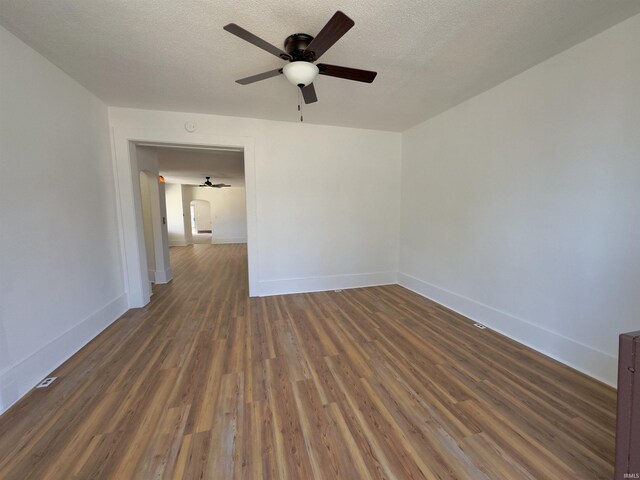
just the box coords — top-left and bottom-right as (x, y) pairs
(473, 323), (487, 330)
(36, 377), (57, 388)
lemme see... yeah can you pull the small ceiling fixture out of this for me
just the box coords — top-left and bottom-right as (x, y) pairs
(199, 176), (231, 188)
(224, 10), (377, 111)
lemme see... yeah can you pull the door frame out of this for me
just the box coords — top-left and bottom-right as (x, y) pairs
(111, 127), (258, 306)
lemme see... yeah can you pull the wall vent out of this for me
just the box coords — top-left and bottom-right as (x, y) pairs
(36, 377), (57, 388)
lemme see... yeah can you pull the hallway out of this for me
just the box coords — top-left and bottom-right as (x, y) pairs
(0, 244), (616, 479)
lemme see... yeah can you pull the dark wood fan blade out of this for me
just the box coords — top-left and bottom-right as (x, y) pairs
(303, 11), (354, 61)
(224, 24), (291, 60)
(317, 63), (377, 83)
(300, 83), (318, 104)
(236, 68), (283, 85)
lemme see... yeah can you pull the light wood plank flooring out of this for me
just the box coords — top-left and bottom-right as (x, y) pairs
(0, 244), (616, 479)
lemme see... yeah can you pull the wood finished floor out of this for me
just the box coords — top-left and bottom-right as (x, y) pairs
(0, 244), (616, 479)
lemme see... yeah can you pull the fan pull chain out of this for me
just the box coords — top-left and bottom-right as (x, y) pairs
(297, 87), (303, 122)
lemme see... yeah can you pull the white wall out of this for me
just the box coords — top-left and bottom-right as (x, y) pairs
(0, 26), (126, 413)
(155, 180), (171, 283)
(165, 183), (187, 246)
(181, 185), (193, 246)
(399, 14), (640, 386)
(165, 184), (248, 245)
(185, 186), (247, 244)
(109, 108), (402, 298)
(139, 171), (156, 280)
(135, 147), (171, 285)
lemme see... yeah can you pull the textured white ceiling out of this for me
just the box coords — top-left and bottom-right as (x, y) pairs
(1, 0), (639, 131)
(156, 147), (245, 186)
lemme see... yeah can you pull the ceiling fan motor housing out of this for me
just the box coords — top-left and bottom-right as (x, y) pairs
(284, 33), (314, 60)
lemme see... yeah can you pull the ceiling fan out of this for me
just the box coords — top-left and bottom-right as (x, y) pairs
(199, 177), (231, 188)
(223, 11), (377, 104)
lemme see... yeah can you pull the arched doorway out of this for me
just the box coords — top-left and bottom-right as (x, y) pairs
(190, 199), (212, 244)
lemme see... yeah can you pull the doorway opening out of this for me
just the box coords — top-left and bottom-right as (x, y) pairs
(112, 129), (257, 306)
(190, 199), (213, 244)
(131, 143), (249, 300)
(135, 144), (248, 291)
(157, 145), (247, 250)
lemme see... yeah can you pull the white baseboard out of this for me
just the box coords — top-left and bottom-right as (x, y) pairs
(398, 273), (617, 387)
(169, 240), (188, 247)
(212, 237), (247, 244)
(0, 293), (129, 415)
(154, 268), (172, 284)
(258, 271), (398, 297)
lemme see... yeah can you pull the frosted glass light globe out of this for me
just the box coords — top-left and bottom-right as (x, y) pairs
(283, 61), (319, 87)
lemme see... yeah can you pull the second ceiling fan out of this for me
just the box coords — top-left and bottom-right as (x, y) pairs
(199, 177), (230, 188)
(223, 11), (377, 104)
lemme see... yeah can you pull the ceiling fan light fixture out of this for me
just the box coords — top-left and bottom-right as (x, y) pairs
(225, 12), (375, 105)
(283, 61), (319, 87)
